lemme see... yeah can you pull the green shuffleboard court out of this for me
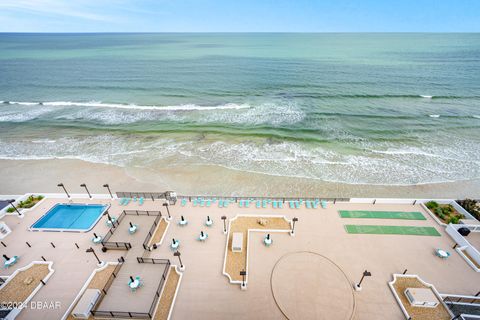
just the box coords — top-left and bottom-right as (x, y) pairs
(339, 210), (426, 220)
(344, 225), (441, 236)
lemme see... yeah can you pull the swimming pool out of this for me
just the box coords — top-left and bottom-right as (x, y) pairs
(30, 203), (109, 232)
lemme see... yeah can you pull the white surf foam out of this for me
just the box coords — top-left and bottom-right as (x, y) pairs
(420, 95), (433, 99)
(429, 114), (440, 118)
(5, 100), (251, 111)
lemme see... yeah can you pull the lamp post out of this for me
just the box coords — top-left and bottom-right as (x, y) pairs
(221, 216), (227, 234)
(163, 203), (171, 220)
(57, 183), (70, 198)
(86, 247), (103, 266)
(240, 270), (247, 290)
(103, 184), (113, 199)
(290, 217), (298, 236)
(80, 183), (92, 198)
(8, 200), (22, 217)
(355, 270), (372, 291)
(173, 251), (185, 272)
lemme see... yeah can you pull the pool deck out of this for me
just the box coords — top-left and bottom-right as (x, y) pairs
(0, 196), (479, 320)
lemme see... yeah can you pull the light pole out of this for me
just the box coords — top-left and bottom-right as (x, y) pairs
(290, 217), (298, 236)
(103, 184), (113, 199)
(86, 247), (103, 266)
(355, 270), (372, 291)
(240, 270), (247, 290)
(163, 203), (171, 220)
(173, 251), (185, 272)
(8, 200), (22, 217)
(57, 183), (70, 198)
(221, 216), (227, 234)
(80, 183), (91, 198)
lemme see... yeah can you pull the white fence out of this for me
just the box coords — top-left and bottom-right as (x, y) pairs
(446, 224), (480, 272)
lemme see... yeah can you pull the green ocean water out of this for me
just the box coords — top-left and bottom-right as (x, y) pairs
(0, 33), (479, 185)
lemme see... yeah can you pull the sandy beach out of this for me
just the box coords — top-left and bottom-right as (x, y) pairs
(1, 159), (479, 198)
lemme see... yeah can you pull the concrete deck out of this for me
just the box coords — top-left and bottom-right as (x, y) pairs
(1, 197), (479, 320)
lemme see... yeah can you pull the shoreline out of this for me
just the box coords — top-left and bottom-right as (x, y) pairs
(1, 159), (479, 198)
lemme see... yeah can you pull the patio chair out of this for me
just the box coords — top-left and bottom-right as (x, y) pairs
(264, 234), (272, 247)
(92, 233), (103, 244)
(178, 216), (188, 226)
(171, 239), (180, 250)
(106, 217), (117, 227)
(435, 249), (451, 259)
(198, 231), (208, 242)
(129, 223), (138, 234)
(3, 255), (19, 269)
(205, 216), (213, 227)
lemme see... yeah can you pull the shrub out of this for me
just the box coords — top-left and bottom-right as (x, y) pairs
(426, 201), (439, 209)
(6, 207), (15, 213)
(434, 207), (443, 216)
(438, 213), (446, 220)
(457, 199), (480, 220)
(448, 216), (460, 224)
(442, 204), (454, 215)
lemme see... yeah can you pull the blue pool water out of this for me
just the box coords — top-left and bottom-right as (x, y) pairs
(31, 204), (107, 231)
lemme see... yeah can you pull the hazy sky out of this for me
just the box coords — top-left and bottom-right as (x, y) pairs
(0, 0), (479, 32)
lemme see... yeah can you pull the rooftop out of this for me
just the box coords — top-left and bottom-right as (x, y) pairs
(0, 194), (479, 320)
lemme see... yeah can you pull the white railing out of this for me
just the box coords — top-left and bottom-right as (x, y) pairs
(446, 224), (480, 272)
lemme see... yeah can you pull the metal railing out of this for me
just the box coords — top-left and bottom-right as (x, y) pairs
(91, 259), (171, 319)
(177, 194), (350, 203)
(136, 258), (171, 318)
(124, 210), (162, 216)
(116, 192), (169, 201)
(101, 211), (131, 251)
(142, 214), (163, 251)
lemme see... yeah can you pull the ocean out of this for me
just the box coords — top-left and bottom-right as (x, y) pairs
(0, 33), (479, 188)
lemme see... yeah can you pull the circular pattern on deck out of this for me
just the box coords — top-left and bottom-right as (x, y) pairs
(270, 251), (355, 320)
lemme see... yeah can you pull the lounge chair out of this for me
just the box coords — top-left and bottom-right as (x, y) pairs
(124, 198), (131, 205)
(273, 201), (278, 209)
(313, 201), (319, 209)
(206, 200), (211, 207)
(139, 197), (144, 205)
(321, 200), (327, 209)
(239, 200), (244, 208)
(262, 200), (267, 208)
(256, 200), (261, 208)
(279, 201), (283, 208)
(306, 201), (312, 209)
(181, 199), (187, 207)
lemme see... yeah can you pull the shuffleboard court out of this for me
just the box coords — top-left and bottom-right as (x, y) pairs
(344, 225), (441, 236)
(339, 210), (426, 220)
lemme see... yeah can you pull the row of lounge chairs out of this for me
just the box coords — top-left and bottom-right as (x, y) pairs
(180, 198), (328, 209)
(118, 197), (144, 206)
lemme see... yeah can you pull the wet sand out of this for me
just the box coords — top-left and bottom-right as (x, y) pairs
(0, 159), (479, 198)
